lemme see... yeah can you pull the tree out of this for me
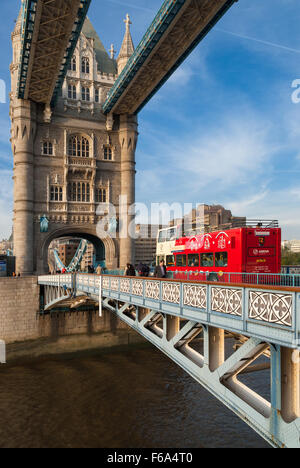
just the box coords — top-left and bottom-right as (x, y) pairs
(281, 247), (300, 265)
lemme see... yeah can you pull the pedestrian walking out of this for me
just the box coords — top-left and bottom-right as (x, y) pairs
(154, 260), (167, 278)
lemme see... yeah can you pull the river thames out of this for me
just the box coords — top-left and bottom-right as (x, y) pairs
(0, 343), (269, 448)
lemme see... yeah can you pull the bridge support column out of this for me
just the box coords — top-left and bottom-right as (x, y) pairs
(11, 100), (36, 275)
(281, 347), (300, 423)
(165, 315), (180, 341)
(137, 307), (149, 322)
(118, 114), (138, 268)
(208, 327), (225, 372)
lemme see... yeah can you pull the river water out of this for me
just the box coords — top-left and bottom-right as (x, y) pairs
(0, 344), (269, 448)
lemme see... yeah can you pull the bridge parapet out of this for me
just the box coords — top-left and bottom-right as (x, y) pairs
(38, 274), (300, 350)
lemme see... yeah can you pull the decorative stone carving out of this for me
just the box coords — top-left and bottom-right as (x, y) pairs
(43, 104), (52, 123)
(145, 281), (160, 300)
(111, 278), (119, 291)
(162, 282), (180, 304)
(184, 284), (207, 310)
(132, 279), (143, 297)
(249, 291), (292, 327)
(120, 278), (131, 294)
(211, 287), (243, 317)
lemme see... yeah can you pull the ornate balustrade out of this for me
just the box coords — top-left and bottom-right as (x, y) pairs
(68, 157), (96, 168)
(38, 274), (300, 349)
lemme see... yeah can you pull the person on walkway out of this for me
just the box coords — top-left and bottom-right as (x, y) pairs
(125, 263), (136, 276)
(137, 262), (144, 276)
(96, 265), (102, 275)
(154, 260), (167, 278)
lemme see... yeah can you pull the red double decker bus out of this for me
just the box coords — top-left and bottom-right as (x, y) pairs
(167, 221), (281, 282)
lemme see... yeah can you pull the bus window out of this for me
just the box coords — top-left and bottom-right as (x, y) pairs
(200, 253), (213, 267)
(166, 255), (175, 267)
(167, 227), (177, 241)
(188, 254), (199, 267)
(176, 254), (187, 267)
(158, 230), (167, 243)
(215, 252), (228, 267)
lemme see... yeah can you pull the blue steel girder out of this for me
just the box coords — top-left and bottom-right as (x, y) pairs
(103, 0), (238, 115)
(38, 274), (300, 448)
(17, 0), (91, 105)
(103, 305), (300, 448)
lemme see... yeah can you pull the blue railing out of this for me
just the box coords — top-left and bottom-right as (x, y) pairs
(38, 272), (300, 349)
(103, 269), (300, 287)
(166, 270), (300, 287)
(103, 0), (237, 115)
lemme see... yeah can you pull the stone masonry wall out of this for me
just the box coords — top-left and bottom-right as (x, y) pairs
(0, 277), (131, 345)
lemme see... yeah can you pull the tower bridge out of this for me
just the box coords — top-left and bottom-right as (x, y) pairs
(38, 273), (300, 448)
(11, 0), (239, 276)
(8, 0), (300, 449)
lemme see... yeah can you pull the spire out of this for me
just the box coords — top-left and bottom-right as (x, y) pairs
(109, 44), (116, 60)
(12, 5), (23, 37)
(117, 14), (134, 74)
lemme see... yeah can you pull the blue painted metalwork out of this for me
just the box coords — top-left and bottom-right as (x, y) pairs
(39, 273), (300, 350)
(66, 240), (88, 272)
(53, 249), (66, 272)
(166, 270), (300, 287)
(53, 239), (88, 272)
(17, 0), (91, 103)
(103, 0), (238, 115)
(17, 0), (38, 100)
(51, 0), (91, 106)
(38, 273), (300, 448)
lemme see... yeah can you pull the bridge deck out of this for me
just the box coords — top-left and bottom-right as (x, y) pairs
(103, 0), (238, 115)
(39, 274), (300, 349)
(18, 0), (91, 105)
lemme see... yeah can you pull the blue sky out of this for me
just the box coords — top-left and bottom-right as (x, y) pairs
(0, 0), (300, 240)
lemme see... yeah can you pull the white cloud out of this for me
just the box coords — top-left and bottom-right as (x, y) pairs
(167, 65), (194, 86)
(163, 114), (275, 190)
(227, 190), (269, 214)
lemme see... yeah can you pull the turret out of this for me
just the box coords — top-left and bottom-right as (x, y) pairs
(117, 14), (134, 75)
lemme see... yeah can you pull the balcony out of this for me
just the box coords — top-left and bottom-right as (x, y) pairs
(67, 157), (96, 168)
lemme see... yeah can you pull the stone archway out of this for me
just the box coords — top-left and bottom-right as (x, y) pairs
(37, 225), (117, 274)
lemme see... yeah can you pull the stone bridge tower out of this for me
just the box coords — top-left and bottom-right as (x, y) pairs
(10, 11), (137, 275)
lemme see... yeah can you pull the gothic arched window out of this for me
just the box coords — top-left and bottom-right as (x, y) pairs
(68, 136), (90, 158)
(43, 141), (53, 156)
(68, 56), (76, 71)
(104, 146), (112, 161)
(82, 86), (90, 101)
(68, 84), (76, 100)
(81, 57), (90, 74)
(50, 186), (63, 201)
(95, 188), (107, 203)
(69, 182), (90, 202)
